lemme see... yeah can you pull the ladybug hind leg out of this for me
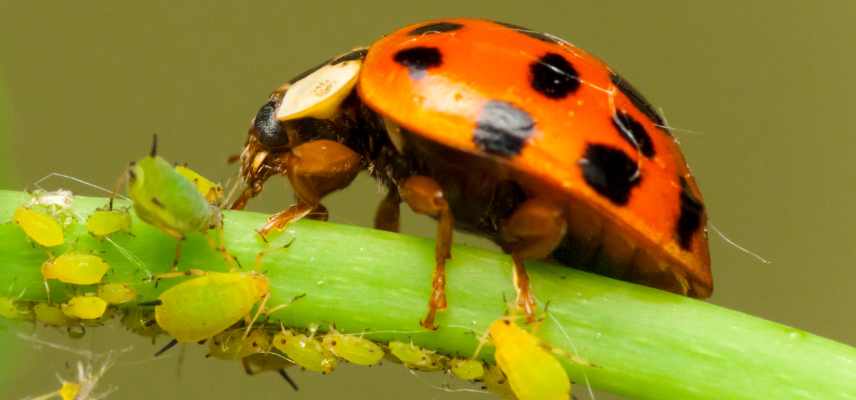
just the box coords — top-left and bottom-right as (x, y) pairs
(257, 139), (361, 238)
(399, 176), (454, 330)
(500, 198), (567, 322)
(374, 189), (401, 232)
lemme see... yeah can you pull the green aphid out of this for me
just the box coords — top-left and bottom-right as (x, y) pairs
(125, 135), (235, 268)
(86, 208), (132, 239)
(273, 328), (337, 374)
(388, 341), (448, 371)
(321, 328), (384, 366)
(33, 303), (72, 326)
(449, 358), (485, 381)
(0, 296), (26, 320)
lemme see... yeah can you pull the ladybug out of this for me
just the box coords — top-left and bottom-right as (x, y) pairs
(232, 18), (711, 329)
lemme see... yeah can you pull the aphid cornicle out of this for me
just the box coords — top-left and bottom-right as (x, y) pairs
(232, 18), (711, 328)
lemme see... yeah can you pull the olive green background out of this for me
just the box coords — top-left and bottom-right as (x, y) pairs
(1, 1), (854, 399)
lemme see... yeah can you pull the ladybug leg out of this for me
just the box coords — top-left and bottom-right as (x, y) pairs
(374, 189), (401, 232)
(399, 176), (453, 329)
(257, 140), (361, 238)
(500, 198), (566, 322)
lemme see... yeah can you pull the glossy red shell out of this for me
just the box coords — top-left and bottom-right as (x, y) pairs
(358, 18), (711, 297)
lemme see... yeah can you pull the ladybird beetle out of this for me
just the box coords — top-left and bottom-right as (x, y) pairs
(233, 18), (711, 328)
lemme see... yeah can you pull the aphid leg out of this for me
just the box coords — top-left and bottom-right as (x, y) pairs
(152, 268), (208, 286)
(207, 226), (242, 271)
(257, 140), (361, 238)
(154, 338), (179, 357)
(500, 198), (566, 323)
(277, 369), (300, 391)
(399, 176), (454, 329)
(374, 188), (401, 232)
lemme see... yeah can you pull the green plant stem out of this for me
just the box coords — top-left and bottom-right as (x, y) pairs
(1, 189), (854, 399)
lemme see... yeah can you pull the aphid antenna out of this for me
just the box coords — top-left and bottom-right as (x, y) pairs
(709, 221), (771, 264)
(546, 307), (597, 400)
(31, 172), (130, 202)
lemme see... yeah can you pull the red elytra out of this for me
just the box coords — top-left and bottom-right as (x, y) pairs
(233, 18), (711, 328)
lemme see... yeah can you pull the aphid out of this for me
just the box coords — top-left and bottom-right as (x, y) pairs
(26, 189), (77, 227)
(41, 252), (110, 285)
(233, 18), (712, 328)
(488, 317), (570, 400)
(126, 135), (236, 269)
(85, 207), (132, 239)
(97, 283), (137, 305)
(321, 328), (384, 366)
(242, 353), (299, 390)
(207, 328), (271, 360)
(207, 328), (299, 391)
(13, 206), (64, 248)
(0, 296), (27, 320)
(33, 303), (72, 326)
(150, 270), (270, 343)
(61, 295), (108, 320)
(272, 328), (337, 374)
(387, 340), (447, 371)
(174, 164), (225, 205)
(449, 358), (485, 381)
(481, 364), (516, 400)
(120, 306), (162, 342)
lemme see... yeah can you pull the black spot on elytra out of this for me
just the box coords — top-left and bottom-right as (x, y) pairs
(408, 22), (463, 35)
(676, 176), (704, 250)
(331, 48), (368, 65)
(493, 20), (565, 45)
(610, 72), (669, 133)
(530, 53), (580, 99)
(394, 47), (442, 79)
(253, 98), (288, 148)
(473, 100), (535, 157)
(612, 110), (655, 158)
(579, 144), (641, 205)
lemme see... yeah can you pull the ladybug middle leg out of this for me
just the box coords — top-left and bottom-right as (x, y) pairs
(373, 189), (401, 232)
(398, 176), (453, 329)
(257, 139), (361, 238)
(500, 198), (567, 322)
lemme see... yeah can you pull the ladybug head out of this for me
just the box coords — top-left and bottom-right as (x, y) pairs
(251, 95), (291, 149)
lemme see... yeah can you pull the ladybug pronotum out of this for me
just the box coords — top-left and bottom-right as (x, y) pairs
(232, 18), (711, 329)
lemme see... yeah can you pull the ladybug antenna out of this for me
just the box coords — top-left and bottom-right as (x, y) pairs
(150, 134), (159, 158)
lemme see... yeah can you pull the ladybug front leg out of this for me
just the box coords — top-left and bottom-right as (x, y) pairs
(399, 176), (453, 329)
(500, 198), (566, 322)
(257, 140), (361, 238)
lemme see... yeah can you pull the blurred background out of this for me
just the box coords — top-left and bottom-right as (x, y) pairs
(1, 1), (854, 399)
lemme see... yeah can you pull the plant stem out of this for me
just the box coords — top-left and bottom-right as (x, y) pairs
(1, 189), (854, 399)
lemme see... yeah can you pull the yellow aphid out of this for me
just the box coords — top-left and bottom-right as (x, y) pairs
(388, 341), (447, 371)
(154, 271), (269, 343)
(449, 358), (485, 381)
(33, 303), (71, 326)
(321, 329), (384, 366)
(489, 318), (571, 400)
(482, 364), (516, 400)
(41, 252), (110, 285)
(273, 329), (337, 374)
(86, 208), (132, 238)
(174, 164), (225, 205)
(208, 328), (271, 360)
(97, 283), (137, 304)
(13, 206), (64, 247)
(58, 381), (81, 400)
(61, 295), (108, 320)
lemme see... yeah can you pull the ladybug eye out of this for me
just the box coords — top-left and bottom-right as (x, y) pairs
(253, 99), (289, 148)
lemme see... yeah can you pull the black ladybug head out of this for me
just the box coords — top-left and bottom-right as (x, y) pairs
(252, 96), (290, 149)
